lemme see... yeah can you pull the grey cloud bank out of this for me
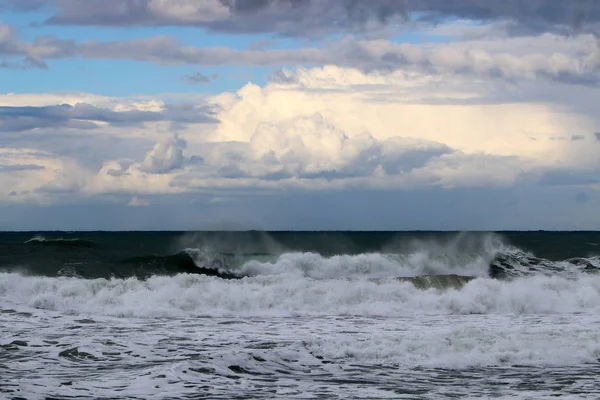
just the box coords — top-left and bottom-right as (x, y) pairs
(0, 103), (218, 132)
(0, 185), (596, 231)
(3, 26), (599, 86)
(0, 164), (45, 172)
(5, 0), (600, 37)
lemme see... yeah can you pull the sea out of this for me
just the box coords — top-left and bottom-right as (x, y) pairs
(1, 231), (600, 399)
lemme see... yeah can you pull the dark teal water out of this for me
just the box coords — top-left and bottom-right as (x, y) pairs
(0, 231), (598, 279)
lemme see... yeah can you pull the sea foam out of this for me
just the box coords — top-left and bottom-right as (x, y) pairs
(2, 270), (600, 318)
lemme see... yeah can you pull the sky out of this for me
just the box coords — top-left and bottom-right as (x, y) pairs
(0, 0), (600, 231)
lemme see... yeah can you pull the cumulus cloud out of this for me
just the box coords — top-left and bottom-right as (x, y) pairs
(1, 65), (599, 205)
(140, 134), (188, 174)
(210, 68), (599, 160)
(196, 113), (454, 181)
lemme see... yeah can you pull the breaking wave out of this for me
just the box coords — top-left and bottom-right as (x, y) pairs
(2, 232), (600, 318)
(2, 271), (600, 318)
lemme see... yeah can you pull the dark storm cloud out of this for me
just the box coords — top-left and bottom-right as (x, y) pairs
(0, 103), (217, 133)
(221, 0), (600, 36)
(5, 0), (600, 36)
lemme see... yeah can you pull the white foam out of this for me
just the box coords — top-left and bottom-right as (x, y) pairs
(2, 271), (600, 318)
(305, 315), (600, 368)
(3, 308), (600, 399)
(235, 251), (492, 279)
(23, 234), (47, 243)
(186, 232), (518, 278)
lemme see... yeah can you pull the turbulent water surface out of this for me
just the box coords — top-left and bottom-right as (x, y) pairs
(1, 231), (600, 399)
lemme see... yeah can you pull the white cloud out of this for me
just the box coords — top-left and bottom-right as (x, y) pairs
(1, 65), (599, 206)
(0, 148), (88, 203)
(212, 67), (599, 163)
(140, 134), (187, 174)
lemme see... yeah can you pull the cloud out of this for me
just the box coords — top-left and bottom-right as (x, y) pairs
(0, 164), (45, 172)
(42, 0), (229, 26)
(0, 148), (87, 203)
(4, 19), (600, 86)
(197, 113), (454, 181)
(210, 68), (598, 160)
(219, 0), (600, 36)
(1, 66), (599, 207)
(77, 35), (329, 66)
(596, 132), (600, 141)
(184, 71), (219, 84)
(6, 0), (600, 37)
(0, 23), (75, 69)
(0, 102), (218, 132)
(46, 34), (600, 85)
(139, 134), (187, 174)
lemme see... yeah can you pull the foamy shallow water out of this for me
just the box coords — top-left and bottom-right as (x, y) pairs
(2, 283), (600, 399)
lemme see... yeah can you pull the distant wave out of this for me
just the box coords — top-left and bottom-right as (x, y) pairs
(24, 235), (97, 248)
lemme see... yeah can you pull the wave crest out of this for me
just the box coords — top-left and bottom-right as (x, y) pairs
(2, 272), (600, 318)
(24, 235), (97, 248)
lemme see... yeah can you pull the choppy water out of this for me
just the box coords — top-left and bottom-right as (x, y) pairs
(1, 231), (600, 399)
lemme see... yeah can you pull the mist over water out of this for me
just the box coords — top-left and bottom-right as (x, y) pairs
(2, 231), (600, 399)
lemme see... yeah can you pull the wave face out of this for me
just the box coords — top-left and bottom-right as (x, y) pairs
(1, 231), (599, 318)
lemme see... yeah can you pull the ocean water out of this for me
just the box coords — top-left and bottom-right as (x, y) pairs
(1, 231), (600, 399)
